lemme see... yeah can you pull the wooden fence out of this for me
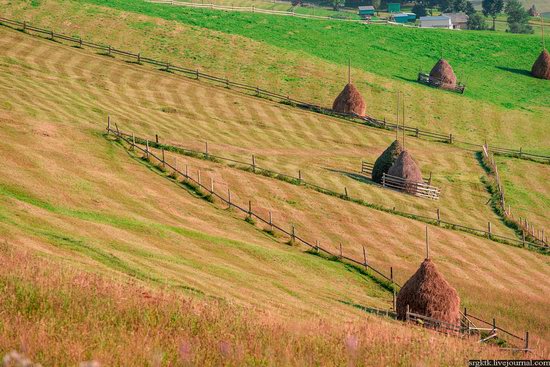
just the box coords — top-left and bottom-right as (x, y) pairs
(482, 144), (547, 246)
(109, 124), (548, 253)
(2, 16), (548, 163)
(106, 122), (533, 352)
(382, 173), (440, 200)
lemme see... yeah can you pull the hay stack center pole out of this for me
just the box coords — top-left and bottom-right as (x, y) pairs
(542, 16), (545, 50)
(396, 92), (400, 139)
(426, 226), (430, 259)
(348, 57), (351, 84)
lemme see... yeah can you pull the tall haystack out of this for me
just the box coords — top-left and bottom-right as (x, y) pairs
(387, 150), (422, 193)
(332, 83), (366, 117)
(371, 140), (403, 184)
(531, 49), (550, 80)
(396, 258), (461, 325)
(429, 59), (457, 90)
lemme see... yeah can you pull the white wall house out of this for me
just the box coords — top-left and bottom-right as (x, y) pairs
(419, 16), (452, 29)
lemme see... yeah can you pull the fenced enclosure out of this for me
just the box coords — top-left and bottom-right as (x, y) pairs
(482, 144), (547, 247)
(417, 72), (466, 94)
(381, 173), (440, 200)
(2, 16), (549, 164)
(105, 123), (547, 253)
(106, 122), (533, 352)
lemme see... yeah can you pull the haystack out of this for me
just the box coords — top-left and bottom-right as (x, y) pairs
(429, 59), (457, 90)
(371, 140), (403, 184)
(396, 258), (461, 325)
(531, 49), (550, 80)
(332, 83), (366, 116)
(387, 150), (423, 193)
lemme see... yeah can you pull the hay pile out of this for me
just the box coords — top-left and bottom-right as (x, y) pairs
(387, 151), (423, 193)
(396, 258), (461, 325)
(371, 140), (403, 184)
(429, 59), (457, 90)
(531, 49), (550, 80)
(332, 83), (366, 116)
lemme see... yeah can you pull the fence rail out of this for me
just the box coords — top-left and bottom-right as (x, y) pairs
(382, 173), (440, 200)
(2, 16), (548, 163)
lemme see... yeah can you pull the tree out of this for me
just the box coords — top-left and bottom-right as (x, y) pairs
(467, 12), (488, 29)
(332, 0), (344, 10)
(505, 0), (533, 33)
(482, 0), (504, 30)
(412, 3), (428, 17)
(465, 1), (476, 16)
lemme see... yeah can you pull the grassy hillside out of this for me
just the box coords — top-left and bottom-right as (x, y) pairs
(0, 26), (548, 357)
(2, 0), (549, 152)
(1, 245), (518, 365)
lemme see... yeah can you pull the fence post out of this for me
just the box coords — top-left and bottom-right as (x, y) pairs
(252, 155), (256, 173)
(205, 141), (209, 158)
(522, 231), (526, 246)
(137, 53), (141, 64)
(525, 331), (529, 351)
(291, 226), (296, 245)
(23, 21), (27, 32)
(227, 189), (231, 208)
(226, 78), (230, 89)
(492, 318), (496, 333)
(339, 243), (343, 258)
(428, 172), (432, 186)
(185, 164), (188, 178)
(406, 304), (410, 322)
(162, 148), (165, 170)
(196, 69), (199, 80)
(131, 133), (135, 151)
(382, 173), (386, 187)
(449, 133), (453, 144)
(248, 200), (252, 218)
(436, 208), (441, 225)
(487, 222), (492, 239)
(519, 147), (523, 158)
(298, 170), (302, 183)
(146, 140), (150, 160)
(362, 245), (367, 267)
(106, 115), (111, 133)
(269, 211), (273, 231)
(50, 30), (54, 40)
(79, 38), (83, 48)
(415, 127), (419, 138)
(155, 134), (159, 144)
(344, 187), (348, 198)
(108, 45), (111, 56)
(198, 169), (201, 185)
(256, 86), (260, 96)
(210, 177), (214, 194)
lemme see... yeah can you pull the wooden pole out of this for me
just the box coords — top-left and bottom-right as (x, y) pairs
(162, 149), (165, 170)
(248, 200), (252, 218)
(205, 141), (209, 157)
(363, 245), (367, 265)
(107, 115), (111, 133)
(425, 226), (429, 259)
(406, 304), (410, 322)
(344, 187), (348, 198)
(291, 226), (296, 244)
(185, 164), (188, 178)
(298, 170), (302, 182)
(488, 222), (492, 238)
(210, 177), (214, 193)
(525, 331), (529, 351)
(252, 155), (256, 173)
(402, 94), (405, 149)
(348, 57), (351, 84)
(269, 211), (273, 231)
(228, 189), (231, 208)
(396, 92), (400, 140)
(131, 133), (135, 151)
(339, 243), (343, 258)
(542, 16), (545, 50)
(198, 170), (201, 185)
(146, 140), (150, 160)
(436, 208), (441, 225)
(155, 134), (159, 144)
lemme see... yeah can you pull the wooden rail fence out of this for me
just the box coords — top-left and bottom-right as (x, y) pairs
(2, 16), (548, 163)
(482, 144), (547, 246)
(381, 173), (440, 200)
(109, 124), (548, 253)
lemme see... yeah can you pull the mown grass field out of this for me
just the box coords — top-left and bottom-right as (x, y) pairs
(0, 27), (548, 361)
(3, 0), (549, 153)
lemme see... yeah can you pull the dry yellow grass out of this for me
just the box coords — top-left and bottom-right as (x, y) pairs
(0, 23), (549, 363)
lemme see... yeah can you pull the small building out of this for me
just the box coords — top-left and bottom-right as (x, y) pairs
(358, 6), (375, 18)
(419, 15), (452, 29)
(392, 12), (416, 23)
(387, 3), (401, 13)
(442, 12), (469, 29)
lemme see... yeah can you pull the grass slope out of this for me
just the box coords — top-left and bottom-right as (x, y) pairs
(3, 0), (549, 152)
(0, 27), (548, 353)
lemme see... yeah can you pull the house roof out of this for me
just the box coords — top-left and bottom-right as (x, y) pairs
(358, 6), (375, 10)
(420, 16), (451, 21)
(443, 12), (469, 23)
